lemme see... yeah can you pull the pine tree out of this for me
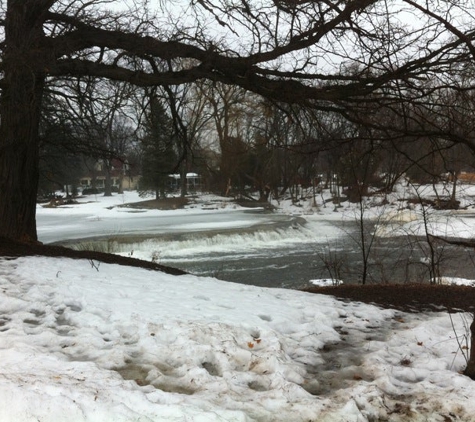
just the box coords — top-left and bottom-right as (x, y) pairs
(139, 98), (178, 199)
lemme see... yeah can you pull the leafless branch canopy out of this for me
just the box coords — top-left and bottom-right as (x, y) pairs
(2, 0), (475, 112)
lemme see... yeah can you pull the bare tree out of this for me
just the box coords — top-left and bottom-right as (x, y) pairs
(161, 81), (212, 197)
(465, 319), (475, 379)
(67, 79), (137, 196)
(2, 0), (475, 240)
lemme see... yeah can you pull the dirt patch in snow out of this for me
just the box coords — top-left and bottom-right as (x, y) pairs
(0, 237), (186, 276)
(304, 284), (475, 313)
(2, 236), (475, 313)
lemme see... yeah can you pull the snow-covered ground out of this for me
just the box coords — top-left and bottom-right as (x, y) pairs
(1, 187), (474, 421)
(1, 256), (474, 421)
(36, 192), (272, 244)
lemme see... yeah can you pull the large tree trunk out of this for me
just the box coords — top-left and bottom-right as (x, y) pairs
(464, 316), (475, 380)
(0, 2), (46, 241)
(103, 162), (113, 197)
(180, 165), (187, 198)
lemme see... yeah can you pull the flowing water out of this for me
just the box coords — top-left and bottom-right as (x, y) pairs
(55, 213), (475, 289)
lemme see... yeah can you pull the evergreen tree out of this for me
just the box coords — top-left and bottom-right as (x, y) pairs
(139, 98), (178, 199)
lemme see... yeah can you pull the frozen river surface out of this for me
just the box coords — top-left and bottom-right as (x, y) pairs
(37, 193), (475, 288)
(36, 196), (343, 288)
(37, 208), (289, 244)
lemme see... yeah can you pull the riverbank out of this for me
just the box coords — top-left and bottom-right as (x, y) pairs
(36, 185), (475, 288)
(1, 188), (474, 420)
(3, 235), (475, 313)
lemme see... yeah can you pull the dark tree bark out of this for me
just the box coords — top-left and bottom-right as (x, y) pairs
(0, 2), (48, 241)
(103, 162), (113, 197)
(1, 0), (475, 241)
(464, 317), (475, 380)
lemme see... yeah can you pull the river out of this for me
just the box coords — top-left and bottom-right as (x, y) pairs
(38, 206), (475, 289)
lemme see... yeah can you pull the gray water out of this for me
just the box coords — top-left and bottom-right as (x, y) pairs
(162, 232), (475, 288)
(60, 218), (475, 289)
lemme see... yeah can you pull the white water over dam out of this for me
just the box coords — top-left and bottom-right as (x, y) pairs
(37, 204), (346, 288)
(37, 197), (475, 288)
(73, 222), (340, 288)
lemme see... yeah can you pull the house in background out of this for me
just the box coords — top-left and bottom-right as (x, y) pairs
(80, 159), (141, 192)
